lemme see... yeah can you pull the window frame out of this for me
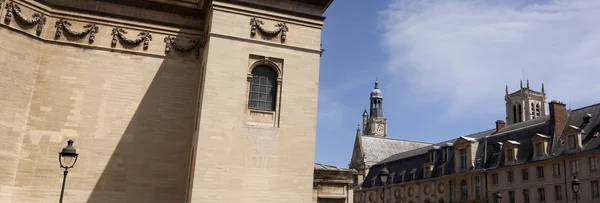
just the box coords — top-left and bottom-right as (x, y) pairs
(522, 168), (529, 181)
(248, 65), (278, 111)
(537, 166), (545, 179)
(459, 148), (467, 171)
(590, 157), (598, 171)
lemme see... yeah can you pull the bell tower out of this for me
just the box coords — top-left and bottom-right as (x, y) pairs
(505, 80), (547, 125)
(363, 79), (388, 137)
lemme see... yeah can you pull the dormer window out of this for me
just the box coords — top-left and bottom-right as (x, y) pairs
(565, 125), (583, 153)
(504, 140), (520, 164)
(568, 135), (576, 149)
(532, 133), (550, 160)
(424, 164), (433, 178)
(459, 148), (467, 171)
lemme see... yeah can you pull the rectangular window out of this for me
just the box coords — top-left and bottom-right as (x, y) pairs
(538, 187), (546, 202)
(523, 189), (530, 203)
(492, 173), (498, 185)
(553, 163), (561, 176)
(535, 142), (543, 156)
(459, 148), (467, 170)
(506, 149), (514, 161)
(475, 176), (481, 200)
(522, 168), (529, 181)
(590, 157), (598, 171)
(537, 166), (545, 179)
(569, 135), (577, 149)
(441, 148), (447, 162)
(424, 167), (431, 178)
(507, 170), (514, 183)
(554, 185), (562, 200)
(571, 160), (579, 174)
(592, 180), (600, 197)
(509, 190), (515, 203)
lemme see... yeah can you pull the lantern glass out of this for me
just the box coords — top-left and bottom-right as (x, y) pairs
(59, 140), (78, 168)
(61, 155), (75, 167)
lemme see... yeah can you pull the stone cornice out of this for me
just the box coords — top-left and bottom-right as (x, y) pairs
(33, 0), (204, 17)
(215, 0), (326, 21)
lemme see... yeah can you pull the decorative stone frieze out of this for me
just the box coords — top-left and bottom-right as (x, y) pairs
(54, 19), (99, 43)
(164, 35), (205, 59)
(4, 1), (46, 36)
(111, 27), (152, 50)
(249, 17), (288, 43)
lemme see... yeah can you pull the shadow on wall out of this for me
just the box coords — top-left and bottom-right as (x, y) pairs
(85, 32), (201, 203)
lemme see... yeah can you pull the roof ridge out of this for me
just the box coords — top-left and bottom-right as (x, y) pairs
(570, 102), (600, 111)
(361, 135), (433, 144)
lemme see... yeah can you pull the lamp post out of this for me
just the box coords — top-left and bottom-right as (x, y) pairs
(378, 164), (389, 203)
(495, 192), (502, 203)
(58, 140), (79, 203)
(572, 174), (580, 203)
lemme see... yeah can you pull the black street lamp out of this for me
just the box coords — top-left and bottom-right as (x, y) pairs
(378, 164), (389, 203)
(495, 192), (502, 203)
(572, 174), (580, 203)
(58, 140), (79, 203)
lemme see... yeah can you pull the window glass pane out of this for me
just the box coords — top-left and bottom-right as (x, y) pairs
(259, 93), (267, 101)
(251, 84), (259, 92)
(259, 77), (268, 85)
(260, 86), (267, 93)
(252, 76), (259, 84)
(251, 93), (259, 100)
(249, 101), (257, 108)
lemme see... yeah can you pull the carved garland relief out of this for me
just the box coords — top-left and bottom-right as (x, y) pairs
(4, 1), (46, 36)
(164, 35), (206, 59)
(54, 19), (98, 43)
(111, 27), (152, 50)
(249, 17), (288, 43)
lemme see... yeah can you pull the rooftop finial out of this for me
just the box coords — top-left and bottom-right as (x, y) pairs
(374, 78), (379, 89)
(357, 124), (360, 132)
(520, 80), (523, 89)
(505, 85), (508, 95)
(527, 79), (530, 89)
(542, 83), (545, 93)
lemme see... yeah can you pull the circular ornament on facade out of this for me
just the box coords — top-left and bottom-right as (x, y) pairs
(425, 185), (432, 195)
(369, 193), (374, 202)
(408, 187), (414, 197)
(437, 182), (445, 194)
(394, 188), (401, 198)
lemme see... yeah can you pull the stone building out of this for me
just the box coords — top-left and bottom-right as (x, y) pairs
(352, 80), (600, 203)
(313, 163), (358, 203)
(0, 0), (333, 203)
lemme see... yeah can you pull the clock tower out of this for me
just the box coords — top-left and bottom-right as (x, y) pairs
(362, 79), (388, 137)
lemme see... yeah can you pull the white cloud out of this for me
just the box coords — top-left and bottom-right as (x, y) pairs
(380, 0), (600, 119)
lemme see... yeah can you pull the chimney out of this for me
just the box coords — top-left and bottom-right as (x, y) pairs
(549, 100), (567, 141)
(495, 120), (506, 132)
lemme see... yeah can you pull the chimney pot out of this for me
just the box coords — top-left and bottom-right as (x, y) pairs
(495, 120), (506, 132)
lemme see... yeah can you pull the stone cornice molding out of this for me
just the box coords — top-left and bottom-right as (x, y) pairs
(33, 0), (204, 18)
(215, 0), (326, 21)
(212, 1), (324, 28)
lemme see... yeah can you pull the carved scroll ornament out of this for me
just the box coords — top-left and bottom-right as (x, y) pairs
(4, 1), (46, 36)
(111, 27), (152, 50)
(164, 35), (205, 58)
(55, 19), (99, 43)
(249, 17), (288, 42)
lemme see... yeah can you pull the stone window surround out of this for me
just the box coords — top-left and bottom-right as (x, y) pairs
(532, 133), (550, 161)
(245, 54), (284, 128)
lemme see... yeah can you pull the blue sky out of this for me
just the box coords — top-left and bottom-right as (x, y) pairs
(314, 0), (600, 168)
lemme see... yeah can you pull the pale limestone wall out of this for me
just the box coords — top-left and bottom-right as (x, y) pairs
(0, 1), (203, 203)
(189, 1), (323, 203)
(0, 25), (43, 203)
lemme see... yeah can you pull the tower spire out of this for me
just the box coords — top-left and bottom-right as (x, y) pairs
(542, 83), (545, 93)
(505, 85), (508, 95)
(520, 80), (523, 89)
(527, 79), (530, 89)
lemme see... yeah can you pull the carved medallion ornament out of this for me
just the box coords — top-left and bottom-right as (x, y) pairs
(407, 187), (414, 197)
(437, 182), (445, 194)
(4, 1), (46, 36)
(249, 17), (288, 43)
(369, 193), (374, 202)
(54, 19), (99, 43)
(111, 27), (152, 50)
(164, 35), (205, 59)
(424, 184), (432, 195)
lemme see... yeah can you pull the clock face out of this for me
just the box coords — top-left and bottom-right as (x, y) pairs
(376, 125), (384, 134)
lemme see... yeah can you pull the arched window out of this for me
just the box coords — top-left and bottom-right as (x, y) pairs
(536, 103), (540, 116)
(460, 179), (468, 200)
(513, 105), (517, 123)
(248, 65), (277, 111)
(518, 104), (523, 122)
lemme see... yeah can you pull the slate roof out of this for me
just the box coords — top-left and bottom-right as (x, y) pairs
(361, 102), (600, 189)
(360, 135), (431, 166)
